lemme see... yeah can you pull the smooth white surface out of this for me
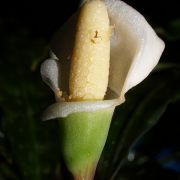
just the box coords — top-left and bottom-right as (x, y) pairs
(42, 100), (118, 120)
(104, 0), (165, 100)
(40, 59), (60, 93)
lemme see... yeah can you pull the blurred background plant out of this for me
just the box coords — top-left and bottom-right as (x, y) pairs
(0, 0), (180, 179)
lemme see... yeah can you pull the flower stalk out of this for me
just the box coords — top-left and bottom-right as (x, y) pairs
(59, 108), (114, 180)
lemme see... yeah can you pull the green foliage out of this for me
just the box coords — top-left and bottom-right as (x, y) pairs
(96, 65), (180, 179)
(0, 30), (61, 179)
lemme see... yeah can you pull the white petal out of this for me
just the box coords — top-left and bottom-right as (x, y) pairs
(44, 0), (165, 118)
(51, 0), (164, 102)
(42, 99), (118, 120)
(40, 59), (60, 93)
(104, 0), (165, 100)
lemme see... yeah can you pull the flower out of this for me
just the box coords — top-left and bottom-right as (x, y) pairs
(41, 0), (164, 120)
(40, 1), (165, 179)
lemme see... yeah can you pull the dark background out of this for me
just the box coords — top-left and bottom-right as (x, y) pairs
(0, 0), (179, 37)
(1, 0), (179, 64)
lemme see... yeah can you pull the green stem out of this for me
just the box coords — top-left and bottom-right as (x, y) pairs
(59, 107), (114, 180)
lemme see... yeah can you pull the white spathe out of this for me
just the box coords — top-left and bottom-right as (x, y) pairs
(41, 0), (165, 119)
(104, 0), (164, 100)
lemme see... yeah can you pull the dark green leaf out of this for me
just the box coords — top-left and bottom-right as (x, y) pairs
(0, 31), (61, 179)
(96, 67), (180, 180)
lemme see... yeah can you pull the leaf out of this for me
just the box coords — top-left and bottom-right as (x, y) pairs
(95, 66), (180, 180)
(0, 31), (61, 179)
(2, 101), (60, 180)
(166, 19), (180, 41)
(0, 163), (20, 180)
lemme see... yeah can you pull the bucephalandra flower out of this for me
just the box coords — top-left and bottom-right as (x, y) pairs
(41, 0), (164, 119)
(40, 0), (165, 179)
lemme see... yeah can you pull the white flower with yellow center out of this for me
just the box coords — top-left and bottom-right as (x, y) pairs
(40, 0), (165, 179)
